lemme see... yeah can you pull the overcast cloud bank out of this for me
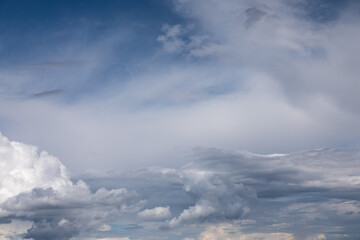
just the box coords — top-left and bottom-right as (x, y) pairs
(1, 131), (360, 239)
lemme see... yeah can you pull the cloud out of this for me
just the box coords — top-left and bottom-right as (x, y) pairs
(156, 147), (359, 233)
(84, 238), (130, 240)
(0, 133), (72, 204)
(194, 223), (325, 240)
(0, 1), (360, 238)
(98, 224), (112, 232)
(137, 206), (171, 221)
(157, 23), (222, 58)
(1, 130), (360, 239)
(171, 0), (360, 115)
(0, 133), (144, 240)
(81, 146), (360, 239)
(30, 89), (63, 99)
(157, 24), (186, 53)
(195, 223), (295, 240)
(0, 220), (33, 240)
(178, 148), (360, 238)
(244, 7), (267, 28)
(160, 167), (256, 229)
(0, 0), (360, 176)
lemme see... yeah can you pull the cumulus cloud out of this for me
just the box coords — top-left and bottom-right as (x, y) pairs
(161, 168), (256, 229)
(0, 133), (143, 240)
(137, 206), (171, 221)
(0, 133), (71, 203)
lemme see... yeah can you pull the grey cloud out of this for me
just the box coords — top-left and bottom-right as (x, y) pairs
(3, 186), (143, 240)
(157, 24), (186, 54)
(82, 147), (360, 239)
(2, 127), (360, 239)
(160, 167), (257, 230)
(186, 148), (360, 239)
(244, 7), (267, 28)
(30, 89), (64, 99)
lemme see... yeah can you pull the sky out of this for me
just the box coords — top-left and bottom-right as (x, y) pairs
(0, 0), (360, 239)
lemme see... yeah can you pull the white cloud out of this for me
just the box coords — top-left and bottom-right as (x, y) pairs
(0, 133), (71, 204)
(137, 206), (171, 221)
(0, 132), (144, 240)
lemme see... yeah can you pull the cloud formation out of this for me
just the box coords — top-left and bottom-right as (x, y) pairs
(0, 133), (143, 240)
(82, 147), (360, 239)
(189, 223), (295, 240)
(161, 167), (256, 230)
(1, 131), (360, 239)
(0, 0), (359, 175)
(188, 223), (327, 240)
(137, 206), (171, 221)
(0, 0), (360, 239)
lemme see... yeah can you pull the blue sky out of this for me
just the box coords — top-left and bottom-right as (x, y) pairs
(0, 0), (360, 239)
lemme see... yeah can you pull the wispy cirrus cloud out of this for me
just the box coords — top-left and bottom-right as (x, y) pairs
(0, 0), (359, 175)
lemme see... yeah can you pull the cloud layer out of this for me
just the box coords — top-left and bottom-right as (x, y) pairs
(81, 147), (360, 239)
(1, 131), (360, 239)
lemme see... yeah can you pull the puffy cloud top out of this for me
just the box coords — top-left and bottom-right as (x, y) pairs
(0, 133), (143, 240)
(0, 133), (71, 204)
